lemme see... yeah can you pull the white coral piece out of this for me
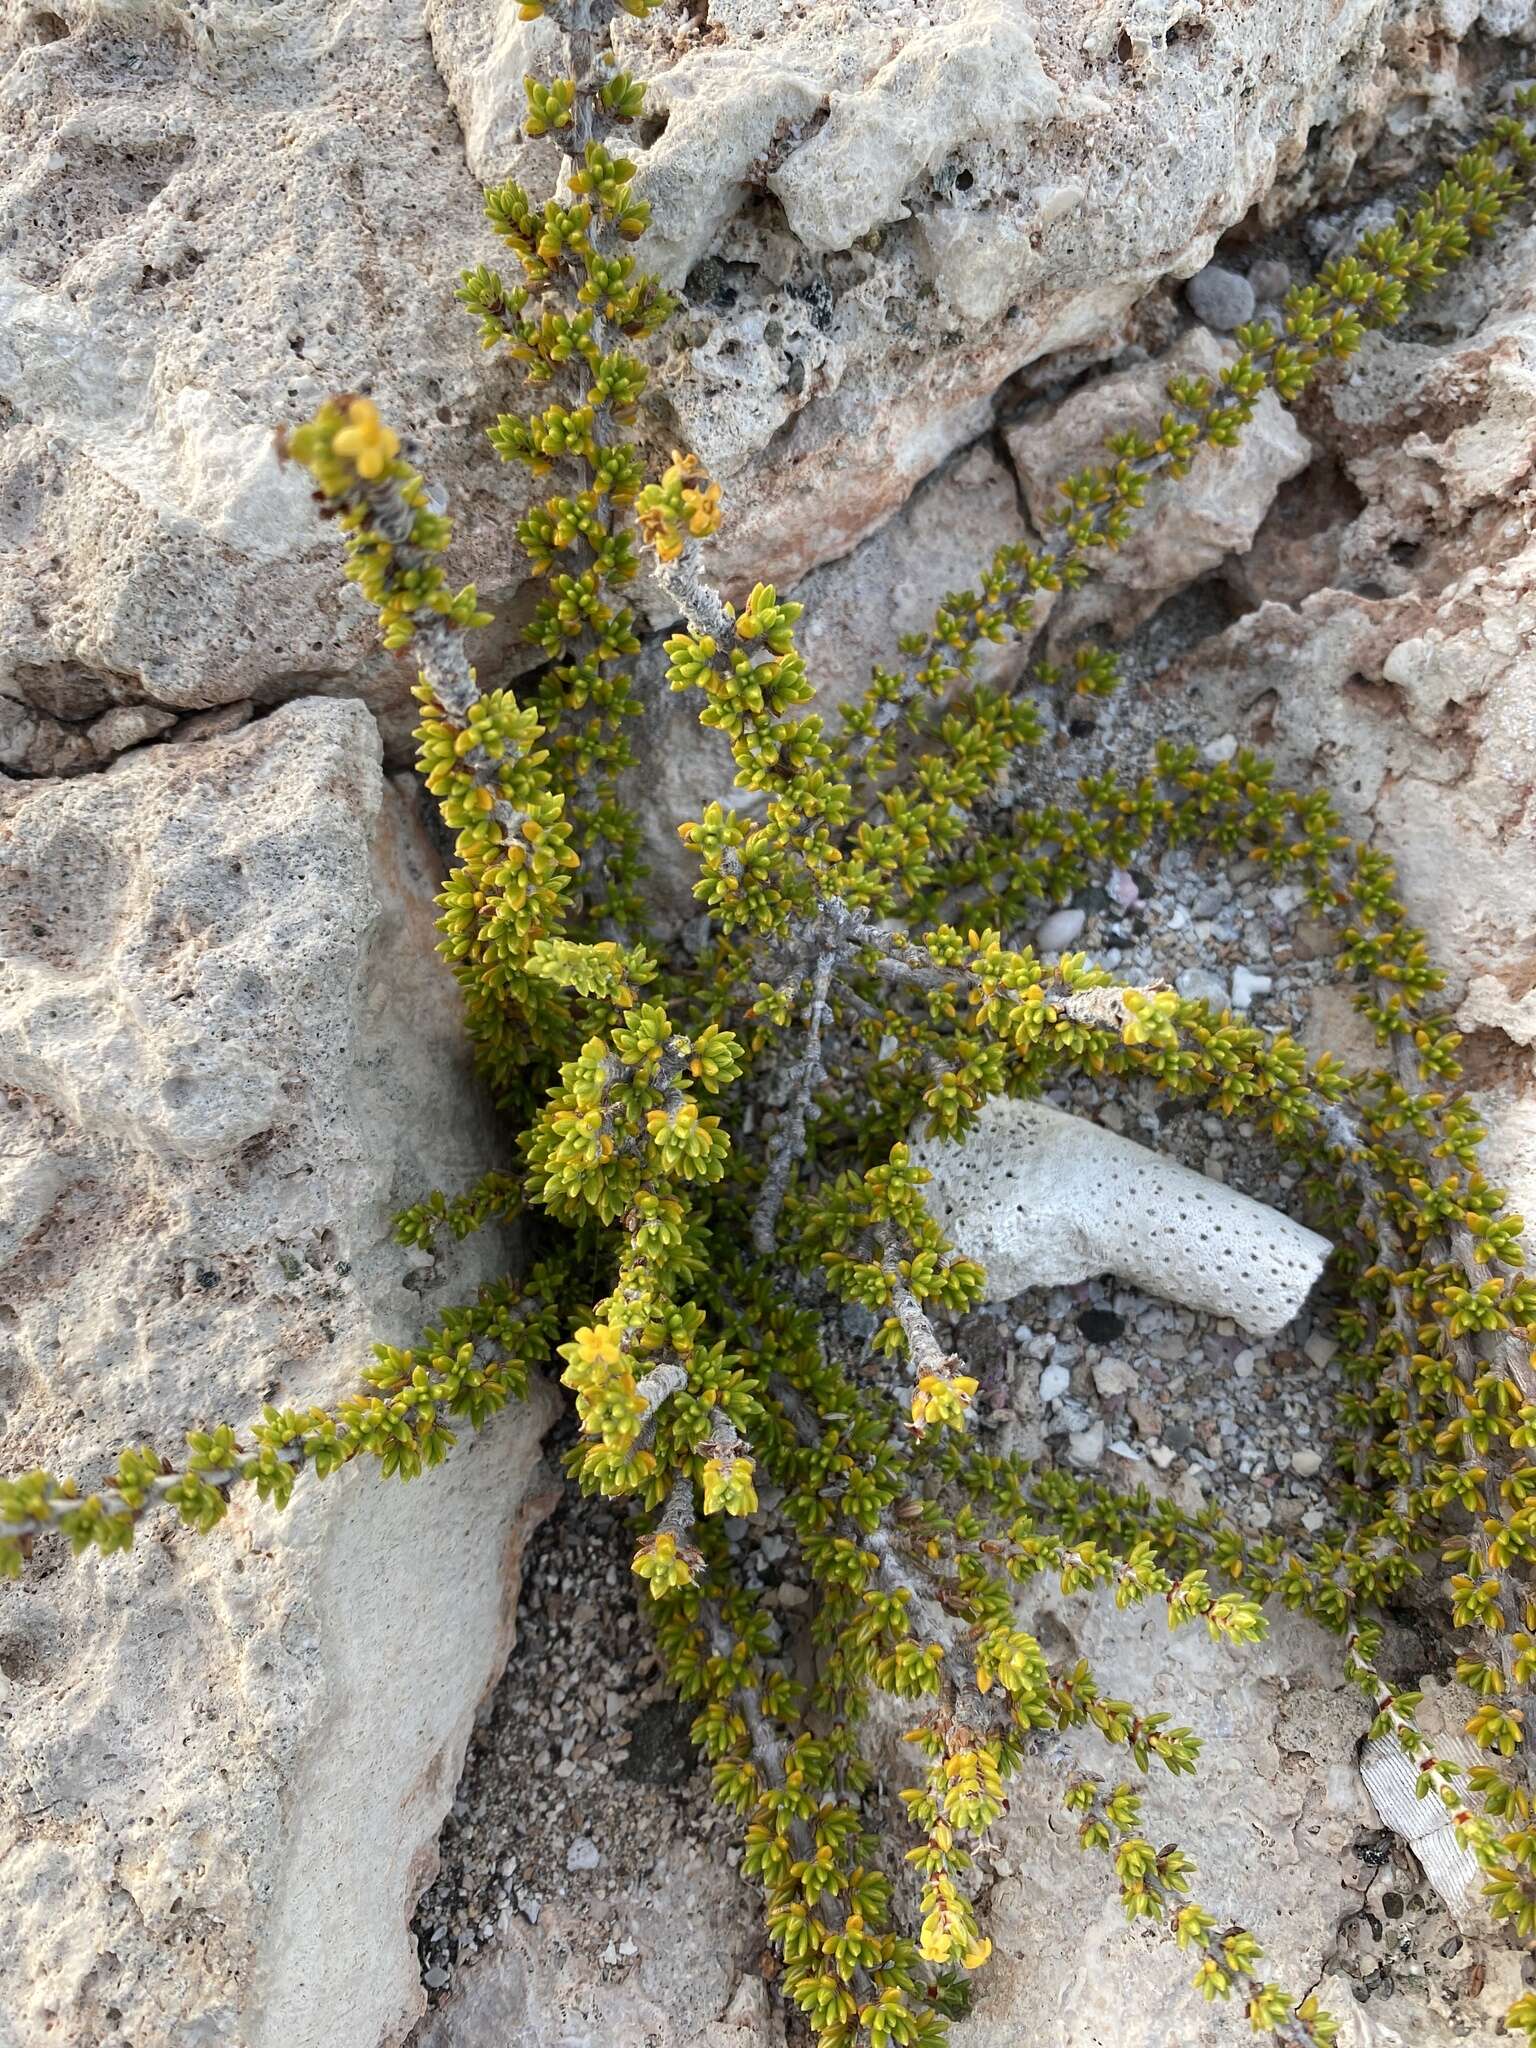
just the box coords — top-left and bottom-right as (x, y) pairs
(1360, 1724), (1486, 1921)
(912, 1098), (1331, 1338)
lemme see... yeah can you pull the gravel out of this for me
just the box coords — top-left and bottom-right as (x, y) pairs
(412, 1484), (741, 2007)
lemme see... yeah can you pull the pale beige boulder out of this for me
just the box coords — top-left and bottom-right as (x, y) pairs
(0, 700), (557, 2048)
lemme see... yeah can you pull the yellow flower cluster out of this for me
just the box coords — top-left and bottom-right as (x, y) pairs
(910, 1369), (978, 1434)
(330, 396), (400, 480)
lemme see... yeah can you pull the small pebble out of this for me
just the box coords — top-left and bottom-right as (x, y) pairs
(1039, 1363), (1071, 1403)
(1290, 1448), (1324, 1478)
(1231, 966), (1273, 1010)
(1092, 1357), (1139, 1398)
(1303, 1331), (1338, 1370)
(1202, 732), (1238, 764)
(1186, 263), (1256, 330)
(1037, 906), (1087, 950)
(1249, 257), (1291, 303)
(1176, 966), (1228, 1007)
(1232, 1348), (1256, 1380)
(1108, 866), (1139, 910)
(1067, 1421), (1105, 1469)
(566, 1836), (602, 1872)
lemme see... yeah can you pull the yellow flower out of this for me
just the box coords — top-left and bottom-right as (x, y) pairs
(911, 1370), (979, 1433)
(568, 1323), (624, 1369)
(332, 397), (400, 481)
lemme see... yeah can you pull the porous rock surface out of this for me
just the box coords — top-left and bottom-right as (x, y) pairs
(0, 0), (1515, 756)
(948, 1592), (1521, 2048)
(435, 0), (1513, 592)
(0, 0), (536, 758)
(0, 699), (557, 2048)
(1170, 213), (1536, 1218)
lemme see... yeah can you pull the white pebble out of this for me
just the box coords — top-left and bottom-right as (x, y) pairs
(1039, 1363), (1071, 1403)
(1304, 1331), (1338, 1369)
(1068, 1422), (1105, 1468)
(1108, 866), (1139, 909)
(1202, 732), (1238, 764)
(1231, 966), (1273, 1010)
(566, 1836), (602, 1872)
(1232, 1348), (1256, 1380)
(1290, 1448), (1324, 1478)
(1037, 906), (1087, 951)
(1176, 966), (1229, 1008)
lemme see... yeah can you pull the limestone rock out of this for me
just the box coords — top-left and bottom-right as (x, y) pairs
(791, 442), (1033, 714)
(591, 0), (1486, 590)
(1006, 328), (1313, 637)
(944, 1595), (1480, 2048)
(1170, 219), (1536, 1217)
(0, 4), (539, 748)
(914, 1097), (1331, 1337)
(0, 699), (558, 2048)
(0, 0), (1494, 753)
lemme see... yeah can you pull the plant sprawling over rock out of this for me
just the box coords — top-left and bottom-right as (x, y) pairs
(8, 6), (1536, 2040)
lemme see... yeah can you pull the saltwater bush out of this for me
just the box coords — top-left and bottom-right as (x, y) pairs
(8, 8), (1536, 2041)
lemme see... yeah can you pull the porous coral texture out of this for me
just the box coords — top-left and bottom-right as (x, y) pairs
(913, 1097), (1332, 1337)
